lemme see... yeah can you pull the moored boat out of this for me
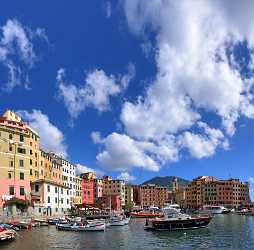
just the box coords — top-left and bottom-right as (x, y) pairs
(144, 205), (213, 231)
(0, 227), (17, 241)
(201, 205), (230, 214)
(56, 222), (105, 232)
(130, 212), (162, 218)
(109, 215), (130, 226)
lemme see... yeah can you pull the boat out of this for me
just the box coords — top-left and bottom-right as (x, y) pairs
(144, 204), (213, 231)
(130, 211), (162, 218)
(109, 215), (130, 226)
(0, 227), (17, 241)
(33, 219), (49, 226)
(56, 222), (105, 232)
(201, 205), (230, 214)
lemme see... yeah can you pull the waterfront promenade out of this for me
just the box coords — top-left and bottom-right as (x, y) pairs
(1, 215), (254, 250)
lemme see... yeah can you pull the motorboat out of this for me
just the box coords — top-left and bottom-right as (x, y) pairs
(56, 222), (105, 232)
(130, 211), (162, 218)
(109, 215), (130, 226)
(201, 205), (230, 214)
(144, 204), (212, 231)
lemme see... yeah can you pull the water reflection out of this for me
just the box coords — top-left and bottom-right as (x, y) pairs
(1, 215), (254, 250)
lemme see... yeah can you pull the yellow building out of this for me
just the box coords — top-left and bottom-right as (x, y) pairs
(0, 110), (31, 208)
(74, 176), (82, 205)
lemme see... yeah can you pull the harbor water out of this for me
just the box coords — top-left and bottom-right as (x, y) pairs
(1, 215), (254, 250)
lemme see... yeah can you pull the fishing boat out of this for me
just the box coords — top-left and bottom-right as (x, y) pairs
(56, 222), (105, 232)
(144, 204), (213, 231)
(0, 227), (17, 241)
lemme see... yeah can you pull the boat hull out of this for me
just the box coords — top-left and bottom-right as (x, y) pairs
(56, 223), (105, 232)
(144, 216), (212, 231)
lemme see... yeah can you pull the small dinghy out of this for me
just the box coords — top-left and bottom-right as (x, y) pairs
(109, 216), (130, 226)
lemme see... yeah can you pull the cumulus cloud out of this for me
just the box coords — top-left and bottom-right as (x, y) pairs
(93, 1), (254, 172)
(94, 132), (179, 172)
(117, 172), (136, 182)
(57, 64), (135, 119)
(0, 19), (47, 91)
(18, 110), (67, 158)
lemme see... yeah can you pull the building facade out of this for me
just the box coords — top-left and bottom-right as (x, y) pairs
(140, 184), (168, 208)
(186, 176), (251, 209)
(102, 176), (125, 207)
(31, 180), (70, 216)
(125, 185), (134, 205)
(81, 172), (96, 206)
(0, 111), (31, 210)
(74, 176), (82, 205)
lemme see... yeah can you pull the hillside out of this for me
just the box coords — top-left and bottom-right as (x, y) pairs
(142, 176), (190, 190)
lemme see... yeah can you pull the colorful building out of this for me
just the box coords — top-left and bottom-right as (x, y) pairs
(74, 176), (82, 205)
(81, 172), (96, 206)
(0, 111), (31, 212)
(186, 176), (251, 209)
(102, 176), (125, 207)
(140, 184), (168, 208)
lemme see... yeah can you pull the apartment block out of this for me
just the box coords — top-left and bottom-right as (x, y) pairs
(0, 111), (31, 208)
(125, 185), (134, 205)
(186, 176), (251, 209)
(140, 184), (168, 208)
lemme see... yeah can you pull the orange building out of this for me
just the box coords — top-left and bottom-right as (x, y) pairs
(186, 176), (251, 209)
(140, 184), (169, 208)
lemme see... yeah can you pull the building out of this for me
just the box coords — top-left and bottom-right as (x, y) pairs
(186, 176), (251, 209)
(140, 184), (168, 208)
(81, 172), (96, 206)
(0, 111), (31, 211)
(61, 158), (76, 206)
(94, 178), (103, 204)
(31, 180), (70, 216)
(133, 185), (141, 206)
(125, 185), (134, 205)
(102, 176), (125, 207)
(74, 176), (82, 206)
(174, 188), (186, 208)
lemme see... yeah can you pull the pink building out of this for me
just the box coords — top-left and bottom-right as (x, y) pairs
(80, 173), (95, 206)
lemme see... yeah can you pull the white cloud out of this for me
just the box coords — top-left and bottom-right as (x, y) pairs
(93, 1), (254, 172)
(117, 172), (136, 182)
(0, 19), (47, 91)
(57, 64), (135, 119)
(94, 132), (179, 172)
(104, 1), (112, 19)
(18, 110), (67, 158)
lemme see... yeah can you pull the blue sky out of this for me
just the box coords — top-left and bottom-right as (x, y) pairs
(1, 1), (254, 198)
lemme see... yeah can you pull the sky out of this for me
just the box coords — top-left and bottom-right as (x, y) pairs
(1, 0), (254, 198)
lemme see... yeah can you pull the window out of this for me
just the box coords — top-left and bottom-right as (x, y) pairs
(20, 134), (24, 142)
(30, 150), (33, 155)
(38, 208), (41, 213)
(35, 184), (39, 192)
(19, 160), (24, 167)
(20, 172), (24, 180)
(67, 199), (69, 204)
(55, 187), (57, 193)
(67, 190), (69, 195)
(30, 159), (32, 165)
(47, 185), (50, 192)
(9, 161), (13, 168)
(8, 172), (11, 179)
(30, 169), (32, 175)
(61, 188), (63, 194)
(20, 186), (25, 196)
(48, 196), (50, 203)
(61, 198), (63, 204)
(17, 148), (26, 154)
(55, 208), (58, 213)
(9, 146), (12, 151)
(9, 134), (13, 140)
(9, 186), (14, 195)
(55, 197), (57, 204)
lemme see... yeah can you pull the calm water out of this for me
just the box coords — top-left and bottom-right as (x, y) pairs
(1, 215), (254, 250)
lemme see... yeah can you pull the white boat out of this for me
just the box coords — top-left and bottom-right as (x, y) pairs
(56, 222), (105, 232)
(202, 205), (230, 214)
(109, 216), (130, 226)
